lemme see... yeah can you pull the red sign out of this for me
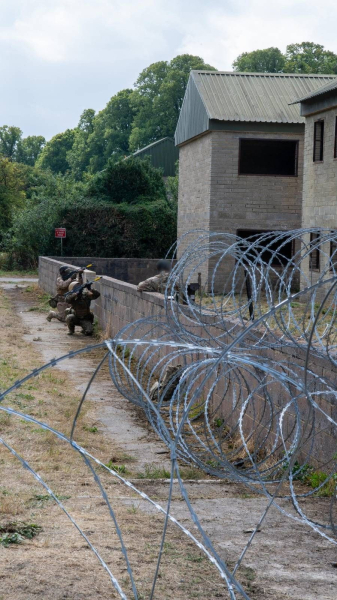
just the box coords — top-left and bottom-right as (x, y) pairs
(55, 228), (66, 239)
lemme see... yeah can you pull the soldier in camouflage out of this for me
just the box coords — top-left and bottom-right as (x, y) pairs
(137, 260), (171, 293)
(47, 266), (84, 323)
(65, 282), (100, 336)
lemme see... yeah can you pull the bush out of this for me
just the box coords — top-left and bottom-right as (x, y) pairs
(58, 198), (176, 258)
(5, 196), (176, 267)
(87, 156), (167, 204)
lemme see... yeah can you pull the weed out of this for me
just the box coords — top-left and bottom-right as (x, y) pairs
(0, 522), (42, 547)
(180, 467), (203, 480)
(187, 552), (205, 563)
(214, 417), (224, 428)
(188, 400), (206, 421)
(29, 493), (71, 506)
(306, 471), (336, 497)
(0, 413), (11, 429)
(105, 460), (128, 474)
(282, 460), (312, 482)
(137, 464), (171, 479)
(92, 317), (100, 338)
(16, 392), (35, 401)
(83, 425), (98, 434)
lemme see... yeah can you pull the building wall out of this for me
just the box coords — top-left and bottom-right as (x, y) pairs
(299, 107), (337, 294)
(177, 133), (213, 285)
(177, 129), (304, 289)
(209, 130), (304, 234)
(302, 108), (337, 229)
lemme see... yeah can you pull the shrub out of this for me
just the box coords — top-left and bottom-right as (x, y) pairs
(87, 155), (167, 204)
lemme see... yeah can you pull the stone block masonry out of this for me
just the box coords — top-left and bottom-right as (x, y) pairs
(49, 257), (176, 286)
(39, 256), (337, 465)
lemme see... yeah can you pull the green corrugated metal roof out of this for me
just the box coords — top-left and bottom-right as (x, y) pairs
(132, 137), (178, 177)
(133, 137), (173, 155)
(291, 78), (337, 104)
(175, 71), (336, 145)
(192, 71), (335, 123)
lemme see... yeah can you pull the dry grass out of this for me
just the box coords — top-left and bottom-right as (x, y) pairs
(0, 285), (243, 600)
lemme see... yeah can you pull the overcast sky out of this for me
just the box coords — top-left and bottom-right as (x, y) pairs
(1, 0), (337, 139)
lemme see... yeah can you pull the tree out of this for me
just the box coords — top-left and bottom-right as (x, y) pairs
(232, 42), (337, 75)
(284, 42), (337, 74)
(16, 135), (46, 166)
(67, 90), (136, 177)
(87, 156), (167, 204)
(0, 158), (26, 239)
(36, 129), (75, 174)
(66, 109), (96, 178)
(0, 126), (23, 160)
(86, 89), (135, 173)
(129, 54), (216, 151)
(232, 47), (285, 73)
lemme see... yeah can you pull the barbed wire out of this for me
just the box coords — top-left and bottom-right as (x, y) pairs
(1, 228), (337, 599)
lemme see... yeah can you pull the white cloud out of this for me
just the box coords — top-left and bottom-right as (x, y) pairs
(0, 0), (337, 137)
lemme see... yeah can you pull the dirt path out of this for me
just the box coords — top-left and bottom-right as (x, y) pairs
(1, 282), (337, 599)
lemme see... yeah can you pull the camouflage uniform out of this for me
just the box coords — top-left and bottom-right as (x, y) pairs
(137, 271), (169, 293)
(47, 272), (83, 323)
(66, 289), (100, 335)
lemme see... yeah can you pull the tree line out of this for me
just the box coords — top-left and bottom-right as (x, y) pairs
(232, 42), (337, 75)
(1, 43), (336, 269)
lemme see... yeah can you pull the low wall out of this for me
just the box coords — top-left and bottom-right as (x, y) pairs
(49, 256), (176, 286)
(39, 256), (166, 338)
(39, 256), (337, 466)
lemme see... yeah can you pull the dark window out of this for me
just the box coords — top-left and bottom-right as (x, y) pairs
(334, 117), (337, 159)
(237, 229), (294, 266)
(239, 139), (298, 176)
(313, 120), (324, 162)
(330, 232), (337, 270)
(309, 232), (320, 271)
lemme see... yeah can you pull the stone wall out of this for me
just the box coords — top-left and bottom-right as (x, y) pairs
(49, 257), (174, 286)
(302, 107), (337, 230)
(209, 130), (303, 234)
(300, 107), (337, 295)
(177, 134), (212, 286)
(178, 129), (304, 288)
(39, 256), (166, 338)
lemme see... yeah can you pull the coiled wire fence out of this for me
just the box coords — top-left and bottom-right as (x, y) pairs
(1, 228), (337, 599)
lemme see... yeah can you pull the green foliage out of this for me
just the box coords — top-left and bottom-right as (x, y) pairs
(66, 108), (96, 178)
(67, 89), (136, 177)
(233, 42), (337, 75)
(0, 522), (42, 547)
(137, 464), (171, 479)
(166, 160), (179, 205)
(284, 42), (337, 74)
(233, 47), (285, 73)
(3, 173), (85, 268)
(36, 129), (76, 174)
(16, 135), (46, 166)
(59, 197), (176, 258)
(0, 125), (23, 160)
(129, 54), (216, 151)
(5, 187), (176, 268)
(0, 158), (26, 241)
(87, 156), (167, 204)
(105, 461), (128, 474)
(305, 470), (336, 497)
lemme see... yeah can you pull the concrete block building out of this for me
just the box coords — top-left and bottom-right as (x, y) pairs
(175, 71), (335, 284)
(293, 80), (337, 288)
